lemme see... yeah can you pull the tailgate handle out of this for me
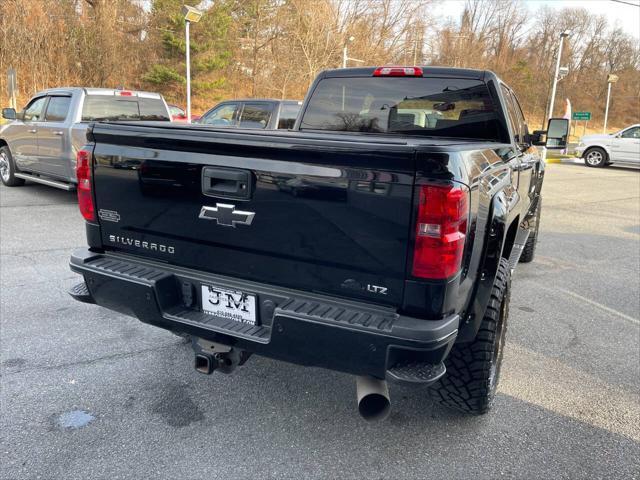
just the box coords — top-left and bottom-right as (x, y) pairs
(202, 167), (253, 200)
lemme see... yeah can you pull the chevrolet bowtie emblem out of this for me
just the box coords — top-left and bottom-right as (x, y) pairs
(198, 203), (255, 227)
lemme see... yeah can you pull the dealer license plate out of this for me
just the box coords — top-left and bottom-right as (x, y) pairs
(201, 284), (257, 325)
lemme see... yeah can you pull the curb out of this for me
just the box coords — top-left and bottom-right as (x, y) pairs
(545, 156), (582, 165)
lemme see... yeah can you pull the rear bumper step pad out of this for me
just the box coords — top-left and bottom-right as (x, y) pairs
(68, 281), (95, 304)
(69, 248), (458, 382)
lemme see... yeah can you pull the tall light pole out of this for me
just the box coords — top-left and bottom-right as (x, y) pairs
(181, 5), (203, 123)
(603, 74), (619, 134)
(342, 36), (355, 68)
(546, 30), (571, 126)
(341, 35), (364, 70)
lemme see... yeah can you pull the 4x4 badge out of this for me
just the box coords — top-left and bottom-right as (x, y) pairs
(98, 209), (120, 223)
(198, 203), (255, 228)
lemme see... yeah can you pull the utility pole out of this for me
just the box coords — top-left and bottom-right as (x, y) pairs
(181, 5), (204, 123)
(343, 36), (355, 68)
(543, 30), (571, 162)
(546, 30), (571, 126)
(7, 68), (17, 110)
(185, 20), (191, 122)
(603, 74), (619, 134)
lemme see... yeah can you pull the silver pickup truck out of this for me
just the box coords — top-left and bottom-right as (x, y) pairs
(0, 88), (171, 190)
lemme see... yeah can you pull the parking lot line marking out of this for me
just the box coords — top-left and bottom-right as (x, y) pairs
(554, 287), (640, 327)
(501, 343), (640, 442)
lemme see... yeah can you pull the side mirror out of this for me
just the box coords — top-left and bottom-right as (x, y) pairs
(1, 108), (16, 120)
(545, 118), (569, 150)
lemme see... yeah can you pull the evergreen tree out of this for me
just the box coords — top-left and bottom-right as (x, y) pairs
(143, 0), (232, 108)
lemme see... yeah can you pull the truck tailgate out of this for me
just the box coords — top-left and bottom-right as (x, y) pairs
(90, 124), (416, 306)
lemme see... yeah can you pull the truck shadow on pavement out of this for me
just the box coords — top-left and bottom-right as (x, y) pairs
(132, 344), (639, 478)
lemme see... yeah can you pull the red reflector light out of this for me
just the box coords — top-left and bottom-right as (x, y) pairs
(373, 66), (423, 77)
(118, 90), (133, 96)
(76, 149), (96, 222)
(412, 184), (469, 279)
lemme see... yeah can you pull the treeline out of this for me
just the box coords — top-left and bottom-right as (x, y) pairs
(1, 0), (638, 129)
(431, 0), (640, 128)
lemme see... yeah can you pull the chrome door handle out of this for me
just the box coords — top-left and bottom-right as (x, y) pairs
(53, 131), (64, 136)
(27, 129), (37, 133)
(514, 162), (533, 172)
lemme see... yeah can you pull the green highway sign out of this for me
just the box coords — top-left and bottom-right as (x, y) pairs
(572, 111), (591, 120)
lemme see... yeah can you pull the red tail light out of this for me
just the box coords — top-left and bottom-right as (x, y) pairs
(373, 66), (423, 77)
(412, 184), (469, 279)
(118, 90), (133, 96)
(76, 149), (96, 221)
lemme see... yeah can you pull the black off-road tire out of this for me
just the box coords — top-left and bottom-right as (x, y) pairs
(428, 257), (511, 415)
(0, 146), (25, 187)
(519, 198), (541, 263)
(583, 147), (608, 168)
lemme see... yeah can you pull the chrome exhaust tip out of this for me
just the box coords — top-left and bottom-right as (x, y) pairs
(356, 376), (391, 421)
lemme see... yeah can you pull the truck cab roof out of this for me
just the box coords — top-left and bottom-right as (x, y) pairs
(320, 66), (492, 80)
(32, 87), (163, 99)
(214, 99), (302, 104)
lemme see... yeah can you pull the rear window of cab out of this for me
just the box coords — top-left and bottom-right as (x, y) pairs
(82, 96), (170, 122)
(300, 77), (501, 141)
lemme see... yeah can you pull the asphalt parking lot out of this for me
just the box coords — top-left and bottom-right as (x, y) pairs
(1, 163), (639, 479)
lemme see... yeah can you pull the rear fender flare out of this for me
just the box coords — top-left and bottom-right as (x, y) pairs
(457, 190), (510, 342)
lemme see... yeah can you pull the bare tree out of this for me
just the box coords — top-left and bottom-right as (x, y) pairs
(1, 0), (638, 128)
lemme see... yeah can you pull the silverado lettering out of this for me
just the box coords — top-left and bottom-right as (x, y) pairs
(108, 235), (175, 254)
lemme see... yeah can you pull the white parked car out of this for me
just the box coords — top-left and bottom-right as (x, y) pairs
(575, 124), (640, 167)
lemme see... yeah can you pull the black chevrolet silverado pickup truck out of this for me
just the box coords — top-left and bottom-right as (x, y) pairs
(69, 66), (568, 420)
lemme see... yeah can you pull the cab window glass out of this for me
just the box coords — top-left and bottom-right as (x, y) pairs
(169, 105), (185, 117)
(201, 104), (238, 126)
(23, 97), (47, 122)
(301, 77), (502, 141)
(239, 103), (273, 129)
(81, 96), (170, 122)
(500, 86), (524, 144)
(138, 98), (170, 121)
(620, 127), (640, 139)
(510, 91), (528, 141)
(82, 97), (138, 121)
(277, 103), (301, 129)
(44, 96), (71, 122)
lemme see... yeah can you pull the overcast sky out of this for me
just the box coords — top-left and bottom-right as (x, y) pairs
(433, 0), (640, 39)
